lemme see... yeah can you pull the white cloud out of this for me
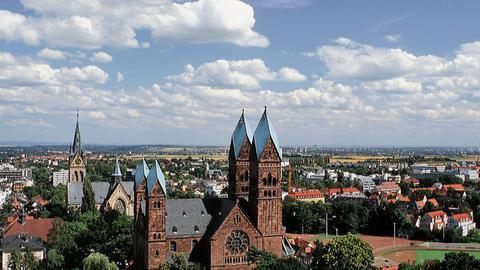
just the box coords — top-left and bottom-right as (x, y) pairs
(167, 59), (306, 88)
(0, 52), (108, 86)
(385, 34), (402, 43)
(277, 67), (307, 82)
(37, 48), (67, 60)
(0, 0), (268, 49)
(3, 39), (480, 145)
(315, 37), (445, 80)
(116, 72), (124, 82)
(90, 51), (113, 63)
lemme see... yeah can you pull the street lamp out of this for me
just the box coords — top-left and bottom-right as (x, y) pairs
(393, 222), (396, 249)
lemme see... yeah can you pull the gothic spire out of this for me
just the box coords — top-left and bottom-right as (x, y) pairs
(112, 158), (122, 182)
(253, 106), (282, 159)
(70, 109), (84, 157)
(230, 109), (253, 159)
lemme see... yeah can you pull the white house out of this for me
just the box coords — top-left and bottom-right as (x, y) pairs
(420, 210), (448, 231)
(447, 212), (476, 236)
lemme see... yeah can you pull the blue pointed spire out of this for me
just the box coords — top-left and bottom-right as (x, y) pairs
(253, 107), (282, 159)
(134, 159), (150, 188)
(231, 109), (253, 159)
(112, 158), (122, 177)
(146, 160), (166, 195)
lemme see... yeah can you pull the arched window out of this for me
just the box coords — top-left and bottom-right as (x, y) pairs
(264, 191), (267, 197)
(80, 171), (84, 182)
(114, 199), (126, 214)
(153, 233), (157, 239)
(273, 190), (276, 197)
(155, 250), (159, 257)
(172, 226), (177, 234)
(245, 171), (249, 182)
(170, 241), (177, 252)
(268, 190), (272, 197)
(74, 171), (79, 182)
(194, 225), (199, 232)
(240, 174), (244, 182)
(268, 173), (272, 186)
(263, 178), (267, 186)
(273, 178), (277, 186)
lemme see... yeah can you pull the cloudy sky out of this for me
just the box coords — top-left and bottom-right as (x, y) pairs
(1, 0), (480, 146)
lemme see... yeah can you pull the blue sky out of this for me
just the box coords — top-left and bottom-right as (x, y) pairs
(1, 0), (480, 146)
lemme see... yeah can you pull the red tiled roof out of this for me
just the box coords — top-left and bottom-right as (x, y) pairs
(411, 187), (435, 193)
(398, 196), (411, 202)
(342, 187), (360, 193)
(402, 178), (420, 184)
(377, 182), (400, 191)
(452, 213), (472, 222)
(425, 210), (446, 219)
(4, 218), (58, 242)
(427, 198), (439, 207)
(442, 184), (464, 192)
(288, 190), (324, 198)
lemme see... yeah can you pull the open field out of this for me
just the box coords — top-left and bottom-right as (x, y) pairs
(416, 249), (480, 263)
(329, 155), (389, 164)
(127, 154), (227, 161)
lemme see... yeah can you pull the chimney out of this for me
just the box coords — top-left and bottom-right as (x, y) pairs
(18, 208), (26, 225)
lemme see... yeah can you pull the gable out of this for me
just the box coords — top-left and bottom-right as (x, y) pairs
(105, 182), (133, 206)
(210, 203), (260, 240)
(258, 137), (281, 162)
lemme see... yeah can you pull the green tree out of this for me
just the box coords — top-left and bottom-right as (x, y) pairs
(102, 209), (134, 268)
(39, 249), (65, 270)
(332, 201), (369, 234)
(247, 247), (302, 270)
(83, 252), (119, 270)
(442, 251), (480, 270)
(81, 176), (97, 213)
(159, 253), (201, 270)
(8, 250), (23, 270)
(311, 233), (374, 270)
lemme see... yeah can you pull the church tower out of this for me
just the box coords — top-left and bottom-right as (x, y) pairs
(228, 110), (253, 200)
(144, 160), (168, 269)
(249, 107), (283, 256)
(69, 110), (86, 183)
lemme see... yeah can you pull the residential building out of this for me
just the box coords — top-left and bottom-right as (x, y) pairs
(53, 169), (69, 186)
(420, 210), (448, 231)
(1, 234), (45, 270)
(447, 212), (476, 236)
(373, 182), (401, 195)
(285, 190), (325, 203)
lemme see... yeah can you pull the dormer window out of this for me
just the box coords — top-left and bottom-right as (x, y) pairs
(201, 210), (205, 216)
(172, 226), (177, 234)
(182, 211), (187, 217)
(194, 225), (199, 232)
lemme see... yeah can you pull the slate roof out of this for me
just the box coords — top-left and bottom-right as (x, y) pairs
(231, 110), (253, 159)
(1, 234), (45, 252)
(112, 159), (122, 177)
(147, 160), (166, 195)
(253, 108), (282, 159)
(67, 181), (134, 205)
(165, 198), (235, 238)
(134, 159), (150, 188)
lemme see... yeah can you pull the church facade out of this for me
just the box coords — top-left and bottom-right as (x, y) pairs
(134, 108), (293, 270)
(66, 113), (135, 216)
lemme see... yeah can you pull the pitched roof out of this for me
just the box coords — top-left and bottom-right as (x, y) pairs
(253, 108), (282, 159)
(425, 210), (446, 219)
(230, 110), (253, 159)
(427, 198), (439, 207)
(165, 198), (235, 238)
(452, 213), (472, 222)
(112, 158), (122, 177)
(4, 218), (56, 242)
(442, 184), (464, 192)
(134, 159), (150, 188)
(68, 182), (110, 205)
(147, 160), (166, 195)
(287, 190), (324, 198)
(1, 234), (44, 251)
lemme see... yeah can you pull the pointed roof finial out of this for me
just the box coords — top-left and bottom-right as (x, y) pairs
(264, 106), (267, 111)
(76, 108), (79, 121)
(242, 108), (245, 114)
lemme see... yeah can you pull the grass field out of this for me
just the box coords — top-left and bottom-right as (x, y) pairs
(416, 250), (480, 263)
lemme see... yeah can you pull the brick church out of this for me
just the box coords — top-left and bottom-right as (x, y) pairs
(134, 108), (293, 270)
